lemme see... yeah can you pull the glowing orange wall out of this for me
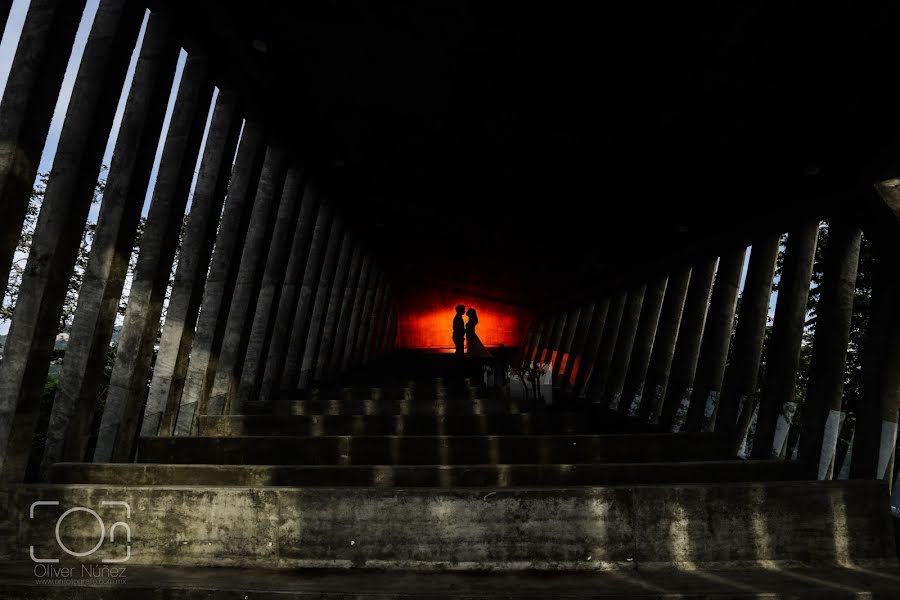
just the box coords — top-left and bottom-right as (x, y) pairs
(396, 289), (533, 350)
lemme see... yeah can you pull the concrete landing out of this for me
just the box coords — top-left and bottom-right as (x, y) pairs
(48, 460), (808, 487)
(2, 562), (900, 598)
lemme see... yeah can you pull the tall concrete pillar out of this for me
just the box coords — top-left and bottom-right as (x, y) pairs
(751, 222), (819, 459)
(297, 217), (345, 387)
(602, 284), (647, 408)
(716, 235), (779, 452)
(314, 232), (355, 381)
(206, 146), (288, 415)
(364, 278), (389, 364)
(522, 319), (545, 364)
(546, 313), (569, 372)
(683, 247), (746, 431)
(636, 267), (691, 421)
(515, 323), (538, 367)
(39, 12), (180, 473)
(276, 202), (334, 389)
(239, 177), (316, 407)
(533, 316), (556, 364)
(551, 308), (581, 386)
(560, 303), (595, 389)
(658, 257), (716, 431)
(620, 276), (667, 415)
(176, 121), (266, 432)
(143, 90), (242, 437)
(0, 0), (87, 305)
(329, 244), (365, 377)
(93, 56), (214, 464)
(341, 254), (372, 372)
(571, 298), (610, 397)
(584, 291), (627, 401)
(797, 222), (861, 479)
(349, 268), (382, 369)
(850, 242), (900, 482)
(376, 290), (396, 358)
(0, 0), (143, 480)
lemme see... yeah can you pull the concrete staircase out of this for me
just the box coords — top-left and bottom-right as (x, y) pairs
(2, 356), (898, 597)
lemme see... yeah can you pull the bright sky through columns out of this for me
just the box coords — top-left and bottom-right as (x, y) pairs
(0, 0), (222, 334)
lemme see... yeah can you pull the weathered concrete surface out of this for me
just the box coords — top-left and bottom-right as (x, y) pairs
(93, 56), (213, 464)
(752, 222), (819, 459)
(136, 433), (732, 465)
(176, 120), (266, 434)
(0, 0), (144, 481)
(207, 146), (287, 415)
(601, 284), (646, 408)
(2, 481), (894, 570)
(146, 90), (242, 438)
(39, 12), (180, 475)
(314, 232), (355, 381)
(0, 0), (86, 305)
(620, 276), (667, 415)
(716, 235), (779, 451)
(49, 459), (807, 487)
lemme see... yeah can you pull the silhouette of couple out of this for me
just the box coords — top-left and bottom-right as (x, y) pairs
(452, 305), (491, 357)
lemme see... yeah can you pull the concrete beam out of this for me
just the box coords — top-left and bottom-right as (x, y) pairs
(602, 284), (647, 409)
(350, 268), (382, 369)
(798, 221), (861, 479)
(584, 291), (627, 401)
(658, 257), (717, 432)
(238, 172), (314, 408)
(560, 303), (595, 390)
(328, 244), (365, 378)
(39, 11), (180, 474)
(0, 0), (86, 304)
(341, 254), (372, 373)
(314, 232), (355, 382)
(207, 146), (288, 415)
(362, 270), (387, 365)
(93, 55), (214, 464)
(637, 267), (691, 421)
(551, 307), (581, 387)
(684, 247), (747, 432)
(176, 120), (266, 433)
(752, 222), (819, 459)
(0, 0), (144, 481)
(619, 276), (667, 415)
(571, 298), (610, 397)
(717, 235), (779, 453)
(145, 90), (242, 437)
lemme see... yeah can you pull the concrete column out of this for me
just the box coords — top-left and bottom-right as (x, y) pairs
(39, 12), (180, 472)
(584, 291), (627, 401)
(620, 276), (667, 415)
(716, 235), (779, 452)
(658, 257), (716, 431)
(176, 121), (266, 433)
(683, 247), (747, 432)
(850, 242), (900, 482)
(546, 313), (569, 372)
(636, 266), (691, 421)
(341, 254), (372, 372)
(0, 0), (143, 480)
(602, 284), (647, 409)
(522, 319), (545, 364)
(551, 308), (580, 385)
(0, 0), (87, 304)
(797, 222), (861, 479)
(297, 217), (345, 387)
(238, 176), (316, 407)
(571, 298), (610, 397)
(364, 278), (389, 364)
(207, 146), (288, 415)
(751, 222), (819, 459)
(533, 316), (557, 364)
(515, 323), (538, 367)
(144, 91), (242, 437)
(275, 202), (334, 389)
(93, 56), (213, 464)
(560, 303), (595, 390)
(349, 268), (382, 369)
(376, 289), (396, 358)
(329, 244), (365, 377)
(314, 232), (355, 382)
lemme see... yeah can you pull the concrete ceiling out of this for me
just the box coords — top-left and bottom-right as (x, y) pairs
(164, 1), (900, 311)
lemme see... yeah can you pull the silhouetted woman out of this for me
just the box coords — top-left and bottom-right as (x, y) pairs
(465, 308), (492, 358)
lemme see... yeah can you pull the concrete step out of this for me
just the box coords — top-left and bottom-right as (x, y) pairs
(3, 562), (900, 598)
(271, 396), (539, 416)
(49, 460), (807, 487)
(3, 481), (895, 571)
(198, 413), (623, 436)
(136, 433), (732, 465)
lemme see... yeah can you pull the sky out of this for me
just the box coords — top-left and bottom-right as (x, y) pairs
(0, 0), (221, 334)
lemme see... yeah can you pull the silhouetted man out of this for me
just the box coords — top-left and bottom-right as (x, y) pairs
(452, 304), (466, 355)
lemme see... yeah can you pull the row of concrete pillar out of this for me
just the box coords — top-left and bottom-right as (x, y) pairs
(0, 2), (396, 482)
(520, 219), (900, 489)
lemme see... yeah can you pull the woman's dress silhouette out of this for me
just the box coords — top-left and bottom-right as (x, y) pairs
(465, 308), (492, 358)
